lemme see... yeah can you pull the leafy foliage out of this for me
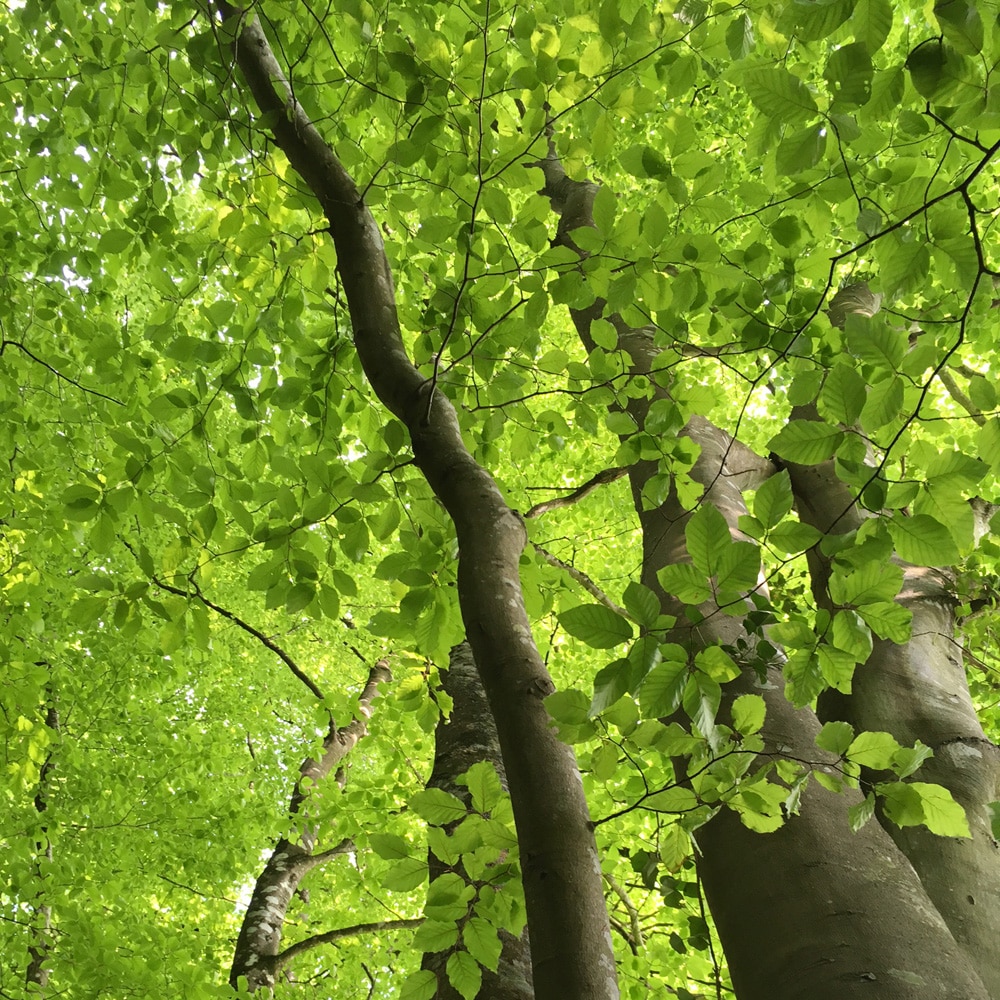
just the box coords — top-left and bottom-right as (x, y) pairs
(2, 0), (1000, 997)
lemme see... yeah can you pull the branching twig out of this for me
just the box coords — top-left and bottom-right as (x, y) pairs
(0, 339), (124, 405)
(531, 542), (628, 617)
(152, 574), (327, 704)
(937, 367), (986, 426)
(275, 919), (423, 970)
(523, 467), (628, 518)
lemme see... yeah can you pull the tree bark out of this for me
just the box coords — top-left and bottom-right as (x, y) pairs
(230, 662), (390, 992)
(26, 696), (58, 996)
(208, 7), (618, 998)
(533, 144), (995, 1000)
(784, 412), (1000, 997)
(421, 643), (533, 1000)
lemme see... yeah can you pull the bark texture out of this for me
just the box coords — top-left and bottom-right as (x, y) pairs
(421, 643), (533, 1000)
(784, 410), (1000, 997)
(534, 143), (995, 1000)
(210, 8), (618, 998)
(230, 662), (390, 992)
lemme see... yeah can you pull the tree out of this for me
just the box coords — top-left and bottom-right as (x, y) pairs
(2, 0), (999, 998)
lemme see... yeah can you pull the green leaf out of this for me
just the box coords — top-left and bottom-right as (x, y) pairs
(559, 603), (634, 648)
(892, 742), (934, 779)
(639, 658), (689, 717)
(731, 694), (765, 735)
(906, 39), (975, 102)
(817, 720), (855, 756)
(742, 68), (819, 124)
(464, 917), (503, 972)
(817, 644), (856, 692)
(687, 503), (731, 576)
(97, 228), (134, 253)
(447, 950), (482, 1000)
(369, 833), (411, 860)
(832, 610), (873, 661)
(382, 856), (429, 891)
(889, 513), (961, 566)
(769, 215), (802, 248)
(683, 670), (721, 737)
(623, 581), (661, 626)
(769, 420), (844, 464)
(848, 792), (877, 831)
(854, 0), (893, 51)
(819, 363), (866, 425)
(767, 520), (823, 555)
(845, 314), (905, 369)
(462, 762), (504, 814)
(775, 126), (826, 176)
(657, 563), (712, 604)
(412, 920), (459, 952)
(879, 781), (971, 837)
(714, 542), (760, 596)
(592, 185), (617, 236)
(644, 786), (698, 813)
(824, 42), (874, 105)
(590, 659), (632, 714)
(779, 0), (852, 40)
(753, 470), (793, 529)
(399, 970), (438, 1000)
(856, 602), (912, 642)
(861, 375), (903, 430)
(695, 646), (740, 683)
(829, 561), (903, 605)
(725, 13), (754, 60)
(847, 730), (901, 769)
(934, 0), (984, 55)
(410, 788), (468, 825)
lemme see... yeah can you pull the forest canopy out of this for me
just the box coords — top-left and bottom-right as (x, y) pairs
(2, 1), (1000, 999)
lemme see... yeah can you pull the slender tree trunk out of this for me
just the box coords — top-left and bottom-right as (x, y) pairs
(533, 142), (996, 1000)
(421, 643), (533, 1000)
(230, 662), (390, 992)
(208, 7), (619, 998)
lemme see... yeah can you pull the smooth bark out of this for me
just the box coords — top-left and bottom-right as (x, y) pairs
(784, 415), (1000, 997)
(208, 7), (618, 997)
(230, 662), (390, 992)
(534, 144), (995, 1000)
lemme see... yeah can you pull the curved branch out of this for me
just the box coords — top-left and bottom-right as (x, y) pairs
(0, 339), (124, 405)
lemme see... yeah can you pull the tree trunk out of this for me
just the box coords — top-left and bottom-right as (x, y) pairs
(26, 696), (58, 996)
(209, 7), (618, 998)
(421, 643), (533, 1000)
(533, 141), (996, 1000)
(784, 415), (1000, 997)
(230, 662), (390, 992)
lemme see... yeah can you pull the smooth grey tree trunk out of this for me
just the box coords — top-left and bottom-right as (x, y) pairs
(533, 142), (996, 1000)
(209, 7), (619, 998)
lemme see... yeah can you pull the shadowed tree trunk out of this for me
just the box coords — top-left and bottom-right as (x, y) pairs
(421, 642), (533, 1000)
(26, 693), (58, 996)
